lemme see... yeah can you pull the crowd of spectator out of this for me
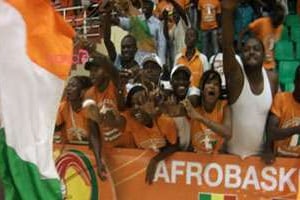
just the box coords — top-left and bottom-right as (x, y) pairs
(53, 0), (300, 183)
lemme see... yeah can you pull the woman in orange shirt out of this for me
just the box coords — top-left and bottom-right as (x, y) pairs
(183, 70), (232, 154)
(55, 76), (92, 144)
(124, 84), (179, 184)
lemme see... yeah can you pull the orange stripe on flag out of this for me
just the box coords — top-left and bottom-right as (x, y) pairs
(6, 0), (75, 80)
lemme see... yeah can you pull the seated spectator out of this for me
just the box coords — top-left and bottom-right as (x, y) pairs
(266, 66), (300, 160)
(124, 84), (178, 184)
(55, 76), (92, 144)
(240, 3), (285, 70)
(175, 28), (209, 90)
(112, 0), (167, 64)
(183, 70), (232, 154)
(221, 0), (278, 159)
(162, 0), (190, 67)
(197, 0), (221, 57)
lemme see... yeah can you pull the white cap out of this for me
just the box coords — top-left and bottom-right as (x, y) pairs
(141, 53), (163, 69)
(187, 86), (200, 96)
(170, 64), (191, 80)
(160, 80), (173, 90)
(126, 83), (146, 94)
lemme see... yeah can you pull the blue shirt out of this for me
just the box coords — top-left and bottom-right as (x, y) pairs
(234, 3), (255, 41)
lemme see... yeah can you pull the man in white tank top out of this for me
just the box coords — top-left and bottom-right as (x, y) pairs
(221, 0), (278, 159)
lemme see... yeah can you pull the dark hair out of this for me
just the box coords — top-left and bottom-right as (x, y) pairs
(242, 36), (265, 54)
(126, 85), (146, 108)
(68, 76), (93, 90)
(270, 3), (285, 28)
(121, 34), (137, 46)
(199, 70), (222, 92)
(186, 27), (198, 38)
(143, 0), (154, 8)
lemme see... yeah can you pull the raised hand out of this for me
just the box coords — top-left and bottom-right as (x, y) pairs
(181, 99), (200, 119)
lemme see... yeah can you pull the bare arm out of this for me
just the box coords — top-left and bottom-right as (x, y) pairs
(183, 100), (232, 140)
(145, 143), (179, 184)
(103, 12), (117, 62)
(266, 70), (279, 98)
(168, 0), (189, 26)
(88, 118), (107, 181)
(222, 0), (244, 105)
(267, 113), (300, 141)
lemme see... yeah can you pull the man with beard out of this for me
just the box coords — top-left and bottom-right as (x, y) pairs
(265, 66), (300, 161)
(221, 0), (278, 159)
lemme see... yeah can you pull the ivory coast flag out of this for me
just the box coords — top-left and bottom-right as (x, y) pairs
(0, 0), (74, 199)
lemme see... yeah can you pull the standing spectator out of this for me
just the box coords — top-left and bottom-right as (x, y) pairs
(197, 0), (221, 57)
(102, 10), (141, 88)
(265, 66), (300, 161)
(221, 0), (278, 159)
(183, 70), (232, 154)
(112, 0), (167, 64)
(163, 0), (190, 67)
(175, 28), (209, 90)
(240, 3), (285, 70)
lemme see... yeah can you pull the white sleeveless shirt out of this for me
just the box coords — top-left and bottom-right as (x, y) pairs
(227, 65), (272, 159)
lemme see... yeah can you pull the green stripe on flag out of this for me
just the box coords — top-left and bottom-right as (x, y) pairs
(199, 193), (211, 200)
(0, 128), (62, 200)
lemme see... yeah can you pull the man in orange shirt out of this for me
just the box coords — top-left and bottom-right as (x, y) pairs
(175, 28), (210, 89)
(83, 54), (127, 180)
(198, 0), (221, 57)
(240, 3), (285, 70)
(265, 66), (300, 161)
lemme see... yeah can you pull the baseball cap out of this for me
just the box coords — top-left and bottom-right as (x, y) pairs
(141, 54), (163, 69)
(170, 64), (191, 80)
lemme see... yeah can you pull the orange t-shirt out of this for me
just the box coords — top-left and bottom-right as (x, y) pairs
(124, 112), (177, 151)
(154, 0), (174, 18)
(249, 17), (283, 70)
(84, 82), (134, 148)
(56, 100), (89, 144)
(271, 92), (300, 157)
(191, 100), (227, 154)
(198, 0), (221, 30)
(177, 0), (190, 9)
(175, 48), (205, 88)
